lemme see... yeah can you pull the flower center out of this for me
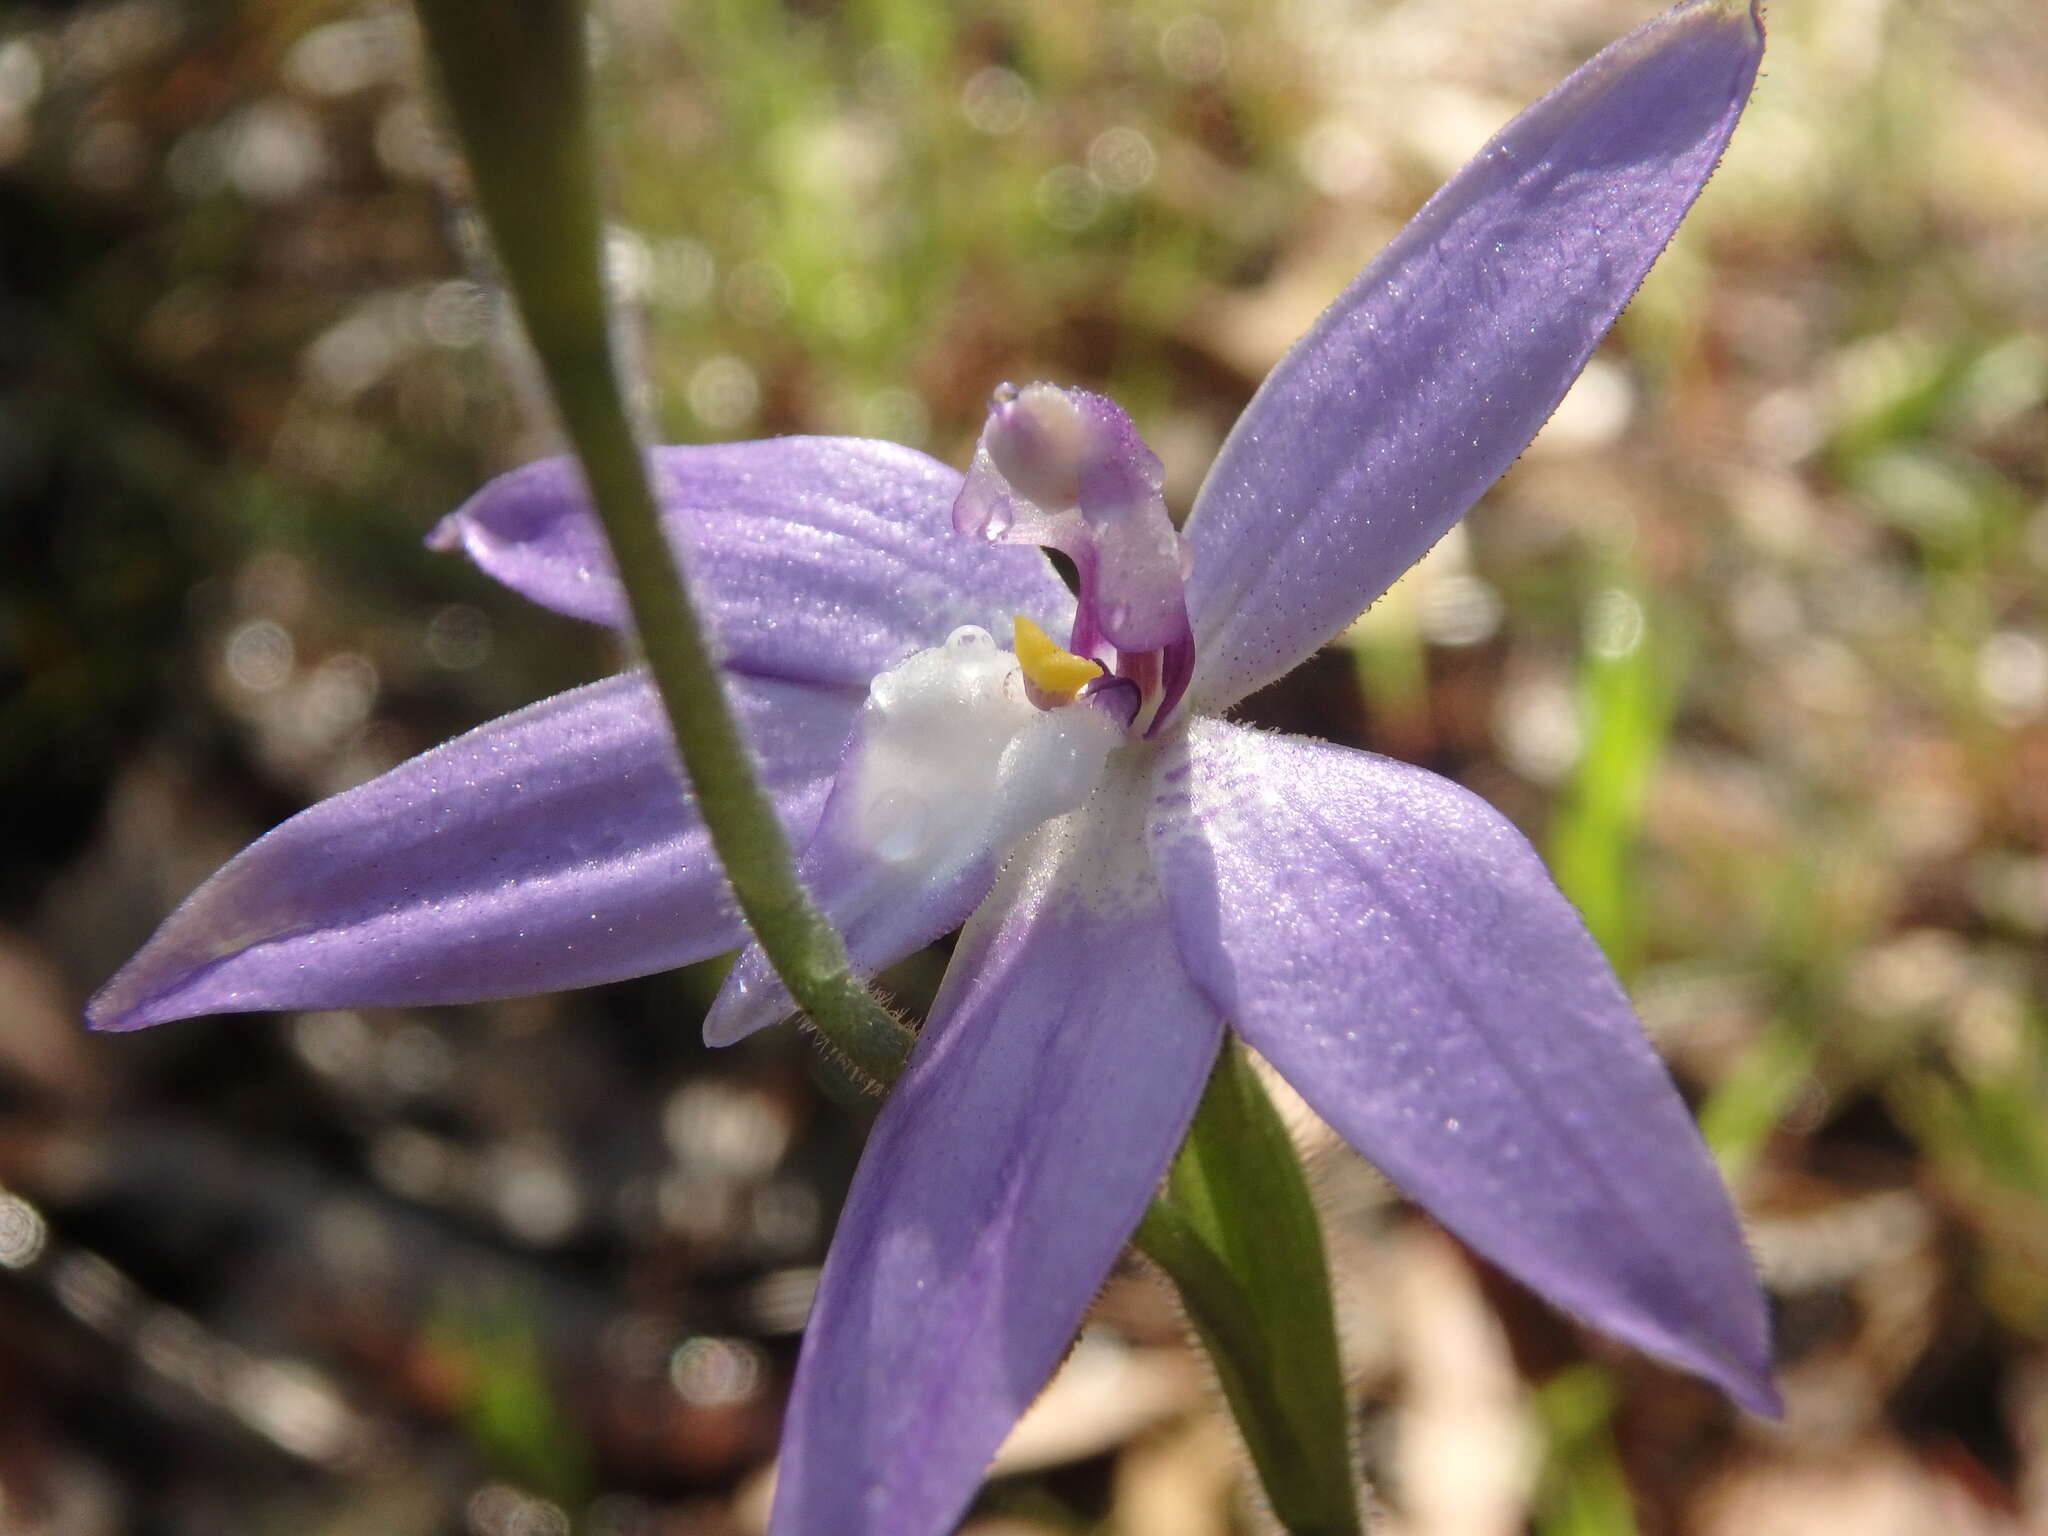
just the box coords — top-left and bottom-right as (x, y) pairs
(842, 625), (1121, 873)
(954, 383), (1195, 735)
(1011, 615), (1098, 704)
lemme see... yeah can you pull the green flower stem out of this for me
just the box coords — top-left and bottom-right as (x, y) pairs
(1143, 1040), (1364, 1536)
(410, 7), (1355, 1524)
(411, 0), (908, 1087)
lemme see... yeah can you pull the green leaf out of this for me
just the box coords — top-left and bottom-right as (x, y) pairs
(1532, 1364), (1639, 1536)
(1548, 577), (1687, 981)
(1136, 1040), (1361, 1536)
(430, 1288), (590, 1507)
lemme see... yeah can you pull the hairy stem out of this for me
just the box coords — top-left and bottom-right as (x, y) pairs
(411, 0), (909, 1085)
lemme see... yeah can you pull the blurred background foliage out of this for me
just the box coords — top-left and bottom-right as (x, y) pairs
(2, 0), (2046, 1531)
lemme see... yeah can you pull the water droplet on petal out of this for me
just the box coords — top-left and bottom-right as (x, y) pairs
(866, 792), (929, 862)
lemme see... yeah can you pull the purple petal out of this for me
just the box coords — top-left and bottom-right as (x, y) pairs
(1147, 720), (1777, 1413)
(86, 673), (855, 1032)
(770, 765), (1224, 1535)
(430, 437), (1076, 689)
(1181, 0), (1764, 711)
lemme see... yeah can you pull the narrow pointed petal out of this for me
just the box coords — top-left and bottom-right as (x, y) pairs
(770, 762), (1225, 1536)
(430, 437), (1076, 688)
(86, 674), (855, 1032)
(1181, 0), (1764, 712)
(1147, 720), (1776, 1413)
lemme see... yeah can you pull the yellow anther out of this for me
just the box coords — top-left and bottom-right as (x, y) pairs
(1012, 615), (1098, 702)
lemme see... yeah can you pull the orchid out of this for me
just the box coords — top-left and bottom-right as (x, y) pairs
(91, 1), (1771, 1530)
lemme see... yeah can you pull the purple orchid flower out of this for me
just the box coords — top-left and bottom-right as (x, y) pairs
(90, 2), (1771, 1530)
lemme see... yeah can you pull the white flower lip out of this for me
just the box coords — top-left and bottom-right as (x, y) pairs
(847, 625), (1120, 877)
(698, 624), (1125, 1048)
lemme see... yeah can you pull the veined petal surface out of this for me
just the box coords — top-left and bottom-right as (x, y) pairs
(1181, 0), (1764, 712)
(770, 757), (1224, 1536)
(430, 437), (1076, 688)
(86, 673), (855, 1032)
(1147, 719), (1776, 1413)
